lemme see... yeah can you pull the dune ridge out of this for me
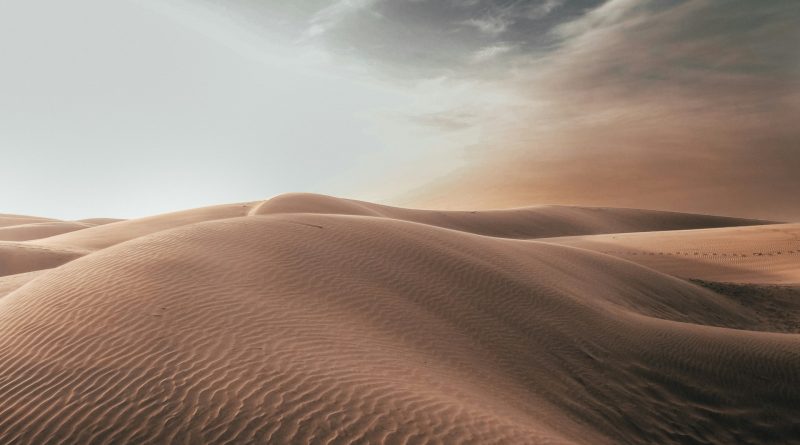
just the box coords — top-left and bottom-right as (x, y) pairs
(7, 193), (769, 279)
(0, 195), (797, 444)
(252, 193), (773, 239)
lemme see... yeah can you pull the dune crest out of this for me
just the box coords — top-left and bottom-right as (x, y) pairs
(252, 193), (773, 239)
(35, 202), (258, 251)
(10, 193), (771, 279)
(0, 213), (60, 228)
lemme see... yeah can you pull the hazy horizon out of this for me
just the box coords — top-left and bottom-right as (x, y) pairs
(1, 0), (797, 220)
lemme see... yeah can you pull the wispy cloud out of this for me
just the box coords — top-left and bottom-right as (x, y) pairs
(406, 111), (479, 131)
(470, 43), (514, 63)
(305, 0), (379, 38)
(462, 15), (511, 35)
(524, 0), (567, 20)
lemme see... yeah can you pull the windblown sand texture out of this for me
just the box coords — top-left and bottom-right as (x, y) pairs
(0, 194), (797, 444)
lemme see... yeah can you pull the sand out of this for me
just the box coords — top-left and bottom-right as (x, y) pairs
(0, 213), (60, 228)
(0, 194), (797, 444)
(0, 241), (86, 277)
(36, 202), (257, 251)
(0, 270), (46, 299)
(541, 224), (800, 284)
(253, 193), (771, 239)
(0, 221), (97, 242)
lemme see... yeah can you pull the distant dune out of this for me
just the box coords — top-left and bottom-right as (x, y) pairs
(0, 221), (96, 242)
(542, 224), (800, 284)
(253, 193), (771, 239)
(0, 213), (60, 228)
(0, 194), (797, 444)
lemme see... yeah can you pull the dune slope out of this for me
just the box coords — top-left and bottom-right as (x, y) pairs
(542, 224), (800, 284)
(0, 213), (797, 445)
(0, 270), (46, 299)
(0, 242), (86, 277)
(0, 221), (95, 242)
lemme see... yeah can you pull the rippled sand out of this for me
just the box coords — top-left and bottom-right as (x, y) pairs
(0, 194), (797, 444)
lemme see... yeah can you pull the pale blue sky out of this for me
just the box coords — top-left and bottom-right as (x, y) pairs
(0, 0), (484, 219)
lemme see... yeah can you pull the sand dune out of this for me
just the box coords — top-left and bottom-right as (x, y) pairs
(1, 204), (253, 276)
(77, 218), (126, 226)
(542, 224), (800, 284)
(0, 241), (86, 277)
(253, 193), (771, 239)
(0, 195), (797, 444)
(0, 221), (96, 242)
(0, 213), (60, 228)
(36, 202), (257, 251)
(26, 192), (766, 266)
(0, 270), (45, 299)
(0, 216), (122, 244)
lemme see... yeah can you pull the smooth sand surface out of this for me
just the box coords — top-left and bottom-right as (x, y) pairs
(77, 218), (126, 226)
(542, 224), (800, 284)
(0, 213), (60, 228)
(0, 194), (797, 444)
(0, 221), (95, 242)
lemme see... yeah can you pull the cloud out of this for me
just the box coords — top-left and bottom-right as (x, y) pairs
(305, 0), (380, 38)
(462, 15), (511, 35)
(406, 110), (480, 131)
(268, 0), (605, 77)
(553, 0), (645, 38)
(524, 0), (567, 20)
(180, 0), (799, 220)
(470, 43), (514, 63)
(407, 0), (800, 220)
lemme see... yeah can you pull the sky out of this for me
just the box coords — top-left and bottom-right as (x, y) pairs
(1, 0), (798, 220)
